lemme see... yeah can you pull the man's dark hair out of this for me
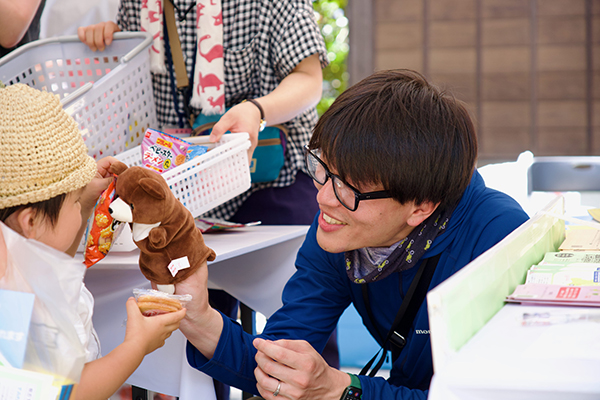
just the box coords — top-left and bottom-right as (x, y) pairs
(309, 69), (477, 209)
(0, 193), (67, 227)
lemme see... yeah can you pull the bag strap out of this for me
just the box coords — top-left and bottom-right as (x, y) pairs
(193, 120), (289, 139)
(164, 0), (189, 89)
(163, 0), (196, 128)
(359, 253), (441, 377)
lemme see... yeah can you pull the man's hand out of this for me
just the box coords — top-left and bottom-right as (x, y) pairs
(174, 263), (224, 359)
(253, 338), (350, 400)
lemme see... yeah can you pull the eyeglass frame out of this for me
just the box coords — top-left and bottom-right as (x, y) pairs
(304, 145), (393, 211)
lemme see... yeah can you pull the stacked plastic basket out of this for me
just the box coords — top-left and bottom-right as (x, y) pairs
(0, 32), (157, 159)
(0, 32), (251, 239)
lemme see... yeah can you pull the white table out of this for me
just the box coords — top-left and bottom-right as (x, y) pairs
(82, 225), (309, 399)
(428, 303), (600, 400)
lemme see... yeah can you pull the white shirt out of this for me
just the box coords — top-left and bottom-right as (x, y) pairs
(0, 222), (100, 380)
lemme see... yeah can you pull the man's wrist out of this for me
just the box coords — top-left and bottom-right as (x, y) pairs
(180, 308), (223, 359)
(347, 373), (361, 390)
(340, 373), (362, 400)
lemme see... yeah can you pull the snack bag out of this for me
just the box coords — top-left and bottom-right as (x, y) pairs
(141, 128), (210, 173)
(133, 288), (192, 317)
(83, 179), (123, 267)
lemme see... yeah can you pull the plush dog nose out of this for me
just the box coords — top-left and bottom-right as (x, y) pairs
(109, 197), (133, 223)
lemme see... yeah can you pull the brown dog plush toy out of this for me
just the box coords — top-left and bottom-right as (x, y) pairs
(108, 161), (215, 293)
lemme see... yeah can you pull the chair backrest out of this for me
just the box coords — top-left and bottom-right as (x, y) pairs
(527, 156), (600, 194)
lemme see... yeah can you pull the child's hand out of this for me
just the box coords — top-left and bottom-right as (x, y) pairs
(123, 297), (185, 355)
(79, 156), (119, 212)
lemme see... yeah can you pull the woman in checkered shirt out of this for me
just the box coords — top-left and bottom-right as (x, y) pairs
(78, 0), (328, 225)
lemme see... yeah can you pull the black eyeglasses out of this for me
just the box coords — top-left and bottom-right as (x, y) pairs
(304, 145), (392, 211)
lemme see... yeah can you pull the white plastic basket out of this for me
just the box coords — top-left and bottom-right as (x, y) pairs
(0, 32), (157, 160)
(79, 132), (251, 253)
(116, 132), (252, 217)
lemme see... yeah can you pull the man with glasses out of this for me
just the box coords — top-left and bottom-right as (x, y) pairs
(177, 69), (529, 400)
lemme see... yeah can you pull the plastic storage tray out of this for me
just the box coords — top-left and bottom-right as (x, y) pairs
(80, 132), (251, 253)
(116, 132), (251, 218)
(0, 32), (157, 160)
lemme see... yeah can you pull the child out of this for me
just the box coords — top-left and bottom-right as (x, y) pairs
(0, 83), (186, 400)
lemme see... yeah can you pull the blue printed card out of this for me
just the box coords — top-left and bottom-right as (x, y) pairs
(0, 289), (35, 368)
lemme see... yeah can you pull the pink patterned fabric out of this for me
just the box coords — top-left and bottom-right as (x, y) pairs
(141, 0), (225, 114)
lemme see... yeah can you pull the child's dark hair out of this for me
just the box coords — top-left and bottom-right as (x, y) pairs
(0, 194), (67, 227)
(309, 69), (478, 209)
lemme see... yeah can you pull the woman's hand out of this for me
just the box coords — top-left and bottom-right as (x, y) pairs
(123, 297), (185, 355)
(253, 338), (350, 400)
(209, 101), (262, 161)
(77, 21), (121, 52)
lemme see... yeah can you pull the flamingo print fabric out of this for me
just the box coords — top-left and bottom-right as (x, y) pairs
(141, 0), (225, 114)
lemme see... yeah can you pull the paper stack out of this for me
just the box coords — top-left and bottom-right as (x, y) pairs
(506, 227), (600, 306)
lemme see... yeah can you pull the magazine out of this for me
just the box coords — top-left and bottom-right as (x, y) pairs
(506, 284), (600, 307)
(525, 267), (600, 286)
(539, 251), (600, 265)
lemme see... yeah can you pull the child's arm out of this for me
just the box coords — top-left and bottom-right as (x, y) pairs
(75, 297), (185, 400)
(67, 156), (118, 257)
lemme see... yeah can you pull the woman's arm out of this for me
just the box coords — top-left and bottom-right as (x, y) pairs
(0, 0), (42, 48)
(258, 52), (324, 125)
(209, 52), (323, 155)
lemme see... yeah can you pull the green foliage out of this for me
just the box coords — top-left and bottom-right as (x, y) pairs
(313, 0), (349, 116)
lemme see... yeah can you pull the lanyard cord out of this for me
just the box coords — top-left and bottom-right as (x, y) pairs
(172, 1), (195, 21)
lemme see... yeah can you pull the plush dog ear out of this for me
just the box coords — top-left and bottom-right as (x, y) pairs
(109, 161), (129, 175)
(139, 178), (167, 200)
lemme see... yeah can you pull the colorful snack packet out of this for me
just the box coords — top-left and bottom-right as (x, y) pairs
(141, 128), (210, 173)
(84, 179), (123, 268)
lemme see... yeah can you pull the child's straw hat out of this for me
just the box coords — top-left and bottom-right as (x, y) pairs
(0, 84), (97, 209)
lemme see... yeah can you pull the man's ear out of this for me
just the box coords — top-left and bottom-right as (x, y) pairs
(406, 201), (440, 227)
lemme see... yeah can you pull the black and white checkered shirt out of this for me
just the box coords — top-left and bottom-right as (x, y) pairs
(117, 0), (328, 220)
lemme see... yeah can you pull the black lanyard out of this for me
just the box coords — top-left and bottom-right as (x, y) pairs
(359, 253), (441, 377)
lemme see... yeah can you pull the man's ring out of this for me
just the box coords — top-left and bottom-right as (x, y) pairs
(273, 381), (281, 397)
